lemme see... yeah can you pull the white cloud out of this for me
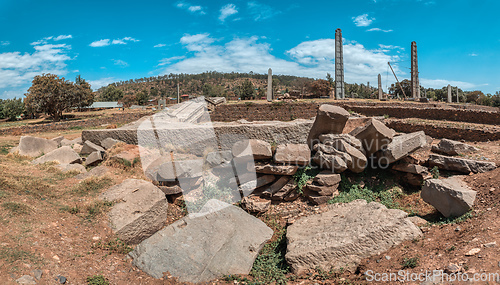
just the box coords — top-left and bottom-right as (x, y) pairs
(160, 34), (402, 85)
(89, 39), (111, 47)
(1, 41), (10, 46)
(175, 1), (206, 14)
(0, 42), (71, 91)
(469, 53), (478, 57)
(113, 59), (128, 67)
(154, 44), (167, 48)
(158, 56), (186, 66)
(420, 78), (477, 90)
(54, 35), (72, 41)
(247, 2), (280, 21)
(367, 28), (393, 32)
(90, 37), (139, 47)
(353, 14), (375, 27)
(88, 77), (116, 91)
(219, 4), (238, 22)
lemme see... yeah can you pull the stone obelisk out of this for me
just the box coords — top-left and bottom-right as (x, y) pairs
(335, 28), (345, 100)
(267, 68), (272, 101)
(411, 41), (420, 99)
(447, 84), (452, 103)
(378, 74), (383, 100)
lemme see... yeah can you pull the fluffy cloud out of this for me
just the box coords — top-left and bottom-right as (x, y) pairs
(113, 59), (128, 67)
(154, 44), (167, 48)
(1, 41), (11, 46)
(90, 37), (139, 47)
(160, 33), (405, 84)
(219, 4), (238, 22)
(353, 14), (375, 27)
(367, 28), (393, 32)
(88, 77), (116, 91)
(247, 2), (280, 21)
(54, 35), (72, 41)
(176, 1), (206, 15)
(0, 42), (71, 95)
(420, 78), (477, 90)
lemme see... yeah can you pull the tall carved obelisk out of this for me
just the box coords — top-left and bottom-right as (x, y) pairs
(335, 28), (345, 100)
(378, 74), (383, 100)
(267, 68), (272, 101)
(447, 84), (452, 103)
(411, 41), (420, 99)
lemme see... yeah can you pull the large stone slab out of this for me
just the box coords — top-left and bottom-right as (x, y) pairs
(18, 136), (58, 157)
(377, 131), (427, 164)
(100, 179), (168, 244)
(129, 200), (273, 283)
(274, 144), (310, 166)
(32, 146), (82, 165)
(307, 105), (350, 147)
(232, 139), (272, 160)
(421, 177), (476, 218)
(253, 164), (298, 176)
(352, 119), (395, 156)
(55, 163), (87, 174)
(80, 140), (105, 155)
(428, 154), (497, 174)
(285, 200), (422, 274)
(432, 138), (478, 156)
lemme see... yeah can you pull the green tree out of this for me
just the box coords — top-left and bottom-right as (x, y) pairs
(136, 90), (150, 105)
(74, 75), (94, 111)
(0, 98), (24, 120)
(99, 85), (124, 101)
(326, 73), (334, 88)
(240, 79), (255, 100)
(310, 79), (332, 97)
(24, 74), (76, 121)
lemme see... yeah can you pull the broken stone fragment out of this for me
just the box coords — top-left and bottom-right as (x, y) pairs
(421, 177), (476, 218)
(32, 146), (82, 165)
(307, 104), (350, 147)
(376, 131), (427, 164)
(428, 154), (497, 174)
(432, 139), (478, 156)
(274, 144), (310, 166)
(232, 139), (272, 160)
(352, 118), (395, 156)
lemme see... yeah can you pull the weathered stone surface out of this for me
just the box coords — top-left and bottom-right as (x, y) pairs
(60, 138), (73, 147)
(241, 196), (271, 213)
(408, 216), (428, 227)
(421, 177), (476, 218)
(274, 144), (310, 166)
(232, 139), (272, 160)
(15, 275), (37, 285)
(101, 137), (124, 150)
(100, 179), (168, 244)
(158, 185), (183, 195)
(272, 180), (297, 201)
(261, 176), (292, 198)
(55, 163), (87, 174)
(73, 143), (83, 154)
(110, 149), (139, 164)
(352, 119), (395, 156)
(377, 131), (427, 164)
(336, 140), (367, 173)
(401, 173), (425, 187)
(254, 164), (298, 176)
(312, 150), (348, 173)
(284, 188), (301, 202)
(432, 139), (478, 156)
(343, 117), (372, 134)
(75, 165), (110, 180)
(313, 143), (352, 167)
(9, 146), (18, 154)
(314, 171), (341, 186)
(51, 136), (65, 147)
(319, 134), (364, 154)
(18, 136), (58, 157)
(174, 159), (204, 178)
(80, 140), (105, 155)
(86, 151), (104, 166)
(285, 200), (422, 274)
(32, 146), (82, 165)
(307, 105), (350, 147)
(129, 200), (273, 283)
(239, 175), (275, 193)
(206, 150), (232, 167)
(392, 163), (432, 179)
(145, 156), (176, 182)
(428, 154), (497, 174)
(302, 187), (337, 205)
(307, 183), (339, 196)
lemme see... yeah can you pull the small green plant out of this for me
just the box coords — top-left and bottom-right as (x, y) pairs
(1, 202), (31, 215)
(292, 166), (320, 194)
(431, 166), (440, 179)
(86, 275), (110, 285)
(383, 114), (390, 119)
(93, 238), (133, 255)
(446, 246), (456, 252)
(0, 144), (13, 155)
(0, 247), (43, 265)
(59, 205), (80, 215)
(430, 210), (474, 225)
(72, 176), (113, 196)
(85, 201), (113, 221)
(401, 256), (419, 269)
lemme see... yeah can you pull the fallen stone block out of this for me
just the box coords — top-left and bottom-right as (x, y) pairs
(73, 144), (83, 154)
(129, 200), (273, 283)
(421, 177), (476, 218)
(75, 165), (110, 180)
(335, 140), (367, 173)
(18, 136), (58, 157)
(428, 154), (497, 174)
(307, 104), (350, 147)
(206, 150), (233, 167)
(51, 136), (65, 147)
(302, 187), (337, 205)
(32, 146), (82, 165)
(86, 151), (104, 167)
(313, 171), (341, 186)
(238, 175), (276, 194)
(241, 196), (271, 213)
(261, 176), (292, 198)
(285, 199), (422, 274)
(307, 183), (339, 196)
(432, 139), (478, 156)
(274, 144), (310, 166)
(377, 131), (427, 164)
(312, 150), (348, 173)
(80, 140), (105, 155)
(271, 180), (298, 201)
(55, 163), (87, 174)
(392, 163), (432, 179)
(319, 134), (364, 154)
(100, 179), (168, 244)
(232, 139), (272, 160)
(101, 137), (124, 150)
(158, 185), (183, 195)
(352, 119), (395, 156)
(254, 164), (298, 176)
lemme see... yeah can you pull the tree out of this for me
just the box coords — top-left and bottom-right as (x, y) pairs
(24, 74), (77, 121)
(239, 79), (255, 100)
(99, 85), (124, 101)
(310, 79), (332, 97)
(74, 75), (94, 111)
(0, 98), (24, 120)
(388, 79), (411, 98)
(136, 90), (150, 105)
(326, 73), (334, 88)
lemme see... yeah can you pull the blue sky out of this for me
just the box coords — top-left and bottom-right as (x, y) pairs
(1, 0), (499, 99)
